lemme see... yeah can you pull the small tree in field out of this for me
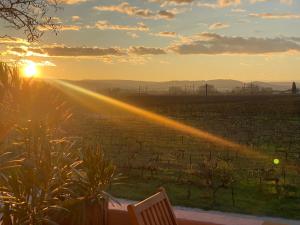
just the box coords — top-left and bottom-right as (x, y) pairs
(292, 82), (297, 95)
(0, 0), (59, 41)
(197, 156), (235, 206)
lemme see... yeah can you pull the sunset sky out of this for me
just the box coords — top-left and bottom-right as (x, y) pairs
(0, 0), (300, 81)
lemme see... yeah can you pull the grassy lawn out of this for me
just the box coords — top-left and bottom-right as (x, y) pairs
(110, 176), (300, 219)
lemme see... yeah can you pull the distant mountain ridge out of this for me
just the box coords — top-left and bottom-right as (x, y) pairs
(65, 79), (298, 92)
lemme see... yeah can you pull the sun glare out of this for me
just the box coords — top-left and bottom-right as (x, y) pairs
(53, 80), (267, 160)
(23, 62), (38, 78)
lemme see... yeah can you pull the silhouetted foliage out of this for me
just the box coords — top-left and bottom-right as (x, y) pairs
(0, 63), (117, 225)
(0, 0), (59, 41)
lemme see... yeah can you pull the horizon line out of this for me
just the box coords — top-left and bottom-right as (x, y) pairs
(60, 78), (300, 83)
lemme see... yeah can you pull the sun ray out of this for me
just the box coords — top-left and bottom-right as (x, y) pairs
(51, 80), (267, 160)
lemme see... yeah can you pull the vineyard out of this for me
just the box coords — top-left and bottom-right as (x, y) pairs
(66, 94), (300, 219)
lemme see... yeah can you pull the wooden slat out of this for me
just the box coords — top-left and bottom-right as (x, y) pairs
(160, 199), (173, 225)
(143, 209), (150, 225)
(153, 203), (164, 225)
(157, 201), (168, 225)
(134, 192), (166, 214)
(164, 199), (177, 225)
(146, 208), (155, 225)
(141, 211), (149, 225)
(127, 188), (178, 225)
(149, 206), (159, 225)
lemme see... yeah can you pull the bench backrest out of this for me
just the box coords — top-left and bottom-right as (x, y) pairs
(127, 188), (178, 225)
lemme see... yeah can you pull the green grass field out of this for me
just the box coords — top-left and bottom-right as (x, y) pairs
(66, 94), (300, 219)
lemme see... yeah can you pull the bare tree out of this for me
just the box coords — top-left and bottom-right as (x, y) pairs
(0, 0), (59, 41)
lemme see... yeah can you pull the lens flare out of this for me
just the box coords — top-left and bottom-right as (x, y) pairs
(51, 80), (266, 159)
(273, 158), (280, 165)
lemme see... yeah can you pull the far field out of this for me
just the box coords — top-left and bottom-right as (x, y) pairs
(65, 94), (300, 219)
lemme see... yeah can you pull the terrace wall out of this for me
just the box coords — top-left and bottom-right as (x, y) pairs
(108, 200), (298, 225)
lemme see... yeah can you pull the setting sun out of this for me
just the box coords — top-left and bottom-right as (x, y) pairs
(23, 62), (38, 78)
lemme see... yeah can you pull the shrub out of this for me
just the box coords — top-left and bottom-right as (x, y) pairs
(0, 63), (117, 225)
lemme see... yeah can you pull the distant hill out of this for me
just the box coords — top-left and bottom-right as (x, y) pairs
(64, 79), (299, 93)
(252, 81), (297, 91)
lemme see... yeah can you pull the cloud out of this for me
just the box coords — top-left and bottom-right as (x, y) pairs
(71, 16), (81, 22)
(129, 46), (167, 55)
(7, 45), (167, 58)
(39, 20), (150, 33)
(170, 33), (300, 55)
(19, 59), (56, 67)
(157, 0), (193, 3)
(0, 37), (29, 45)
(94, 2), (176, 20)
(36, 16), (81, 32)
(42, 47), (125, 57)
(38, 25), (81, 31)
(152, 31), (178, 37)
(280, 0), (293, 4)
(168, 0), (193, 3)
(51, 17), (62, 23)
(218, 0), (240, 7)
(249, 13), (300, 19)
(231, 8), (246, 12)
(8, 46), (125, 57)
(250, 0), (293, 4)
(158, 10), (176, 19)
(198, 0), (240, 8)
(127, 32), (140, 39)
(92, 21), (149, 32)
(249, 0), (268, 3)
(7, 46), (47, 57)
(164, 0), (193, 3)
(209, 22), (230, 30)
(148, 0), (193, 7)
(56, 0), (88, 5)
(196, 2), (221, 8)
(289, 37), (300, 42)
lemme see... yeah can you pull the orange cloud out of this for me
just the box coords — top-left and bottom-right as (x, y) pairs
(129, 46), (167, 55)
(198, 0), (240, 8)
(250, 13), (300, 19)
(56, 0), (87, 4)
(209, 22), (230, 30)
(152, 31), (178, 38)
(38, 25), (81, 31)
(92, 21), (149, 32)
(94, 2), (176, 20)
